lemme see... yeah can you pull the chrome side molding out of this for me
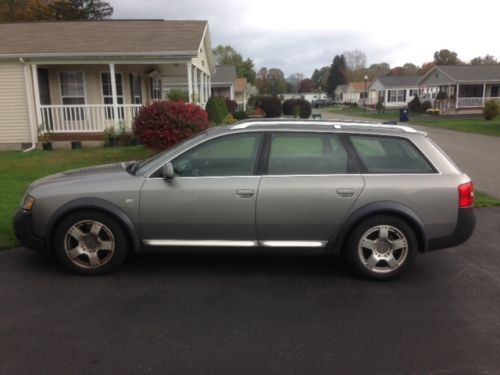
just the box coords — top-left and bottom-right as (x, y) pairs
(143, 239), (327, 248)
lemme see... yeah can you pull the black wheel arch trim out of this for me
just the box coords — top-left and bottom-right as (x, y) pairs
(330, 201), (429, 254)
(45, 197), (142, 254)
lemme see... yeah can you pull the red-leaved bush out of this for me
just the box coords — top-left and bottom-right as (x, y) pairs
(133, 101), (209, 151)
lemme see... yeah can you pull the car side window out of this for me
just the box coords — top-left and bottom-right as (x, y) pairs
(267, 133), (349, 175)
(350, 135), (435, 173)
(172, 133), (261, 177)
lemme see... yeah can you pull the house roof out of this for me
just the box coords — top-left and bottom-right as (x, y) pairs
(212, 65), (236, 85)
(375, 75), (421, 88)
(420, 65), (500, 83)
(235, 78), (247, 93)
(350, 82), (368, 91)
(0, 20), (207, 57)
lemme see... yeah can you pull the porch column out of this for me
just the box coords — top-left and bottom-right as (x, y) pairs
(202, 73), (207, 104)
(30, 64), (42, 129)
(204, 73), (209, 102)
(109, 63), (119, 128)
(230, 84), (235, 100)
(198, 70), (205, 105)
(187, 63), (193, 103)
(483, 83), (486, 107)
(193, 66), (199, 103)
(208, 76), (212, 99)
(455, 84), (460, 109)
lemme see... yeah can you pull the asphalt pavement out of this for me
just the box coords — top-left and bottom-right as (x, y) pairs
(1, 208), (500, 375)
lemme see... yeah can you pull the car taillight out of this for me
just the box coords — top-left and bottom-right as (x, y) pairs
(458, 182), (474, 208)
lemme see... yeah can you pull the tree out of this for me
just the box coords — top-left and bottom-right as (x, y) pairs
(388, 67), (405, 76)
(0, 0), (113, 21)
(212, 45), (256, 84)
(344, 50), (367, 81)
(326, 55), (348, 97)
(287, 73), (304, 93)
(297, 78), (314, 93)
(420, 62), (435, 75)
(366, 63), (390, 79)
(255, 67), (288, 95)
(402, 63), (419, 75)
(433, 49), (462, 65)
(470, 55), (498, 65)
(311, 66), (329, 90)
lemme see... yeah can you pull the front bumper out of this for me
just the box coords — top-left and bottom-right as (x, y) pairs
(13, 209), (45, 251)
(427, 207), (476, 251)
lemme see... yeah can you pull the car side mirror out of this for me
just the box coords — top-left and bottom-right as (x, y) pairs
(162, 162), (175, 180)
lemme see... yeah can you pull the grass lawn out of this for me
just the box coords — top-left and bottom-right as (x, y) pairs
(0, 146), (154, 249)
(326, 105), (500, 137)
(1, 144), (498, 250)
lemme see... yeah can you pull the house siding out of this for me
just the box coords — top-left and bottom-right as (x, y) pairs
(0, 61), (31, 144)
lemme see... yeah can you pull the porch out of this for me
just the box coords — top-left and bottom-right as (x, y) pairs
(33, 61), (212, 135)
(433, 84), (500, 111)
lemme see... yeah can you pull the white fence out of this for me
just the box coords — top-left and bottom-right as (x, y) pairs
(39, 104), (142, 133)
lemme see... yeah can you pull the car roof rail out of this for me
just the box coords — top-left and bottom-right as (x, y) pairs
(230, 118), (417, 133)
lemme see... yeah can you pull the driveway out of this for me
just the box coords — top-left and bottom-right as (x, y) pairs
(317, 108), (500, 198)
(1, 208), (500, 375)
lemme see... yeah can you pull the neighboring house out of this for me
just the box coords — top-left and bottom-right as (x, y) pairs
(334, 84), (349, 102)
(210, 65), (236, 100)
(368, 76), (421, 108)
(0, 20), (216, 150)
(418, 65), (500, 111)
(334, 82), (369, 104)
(281, 92), (327, 103)
(234, 78), (250, 111)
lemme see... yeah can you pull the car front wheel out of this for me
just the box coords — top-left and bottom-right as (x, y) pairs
(53, 210), (129, 275)
(346, 215), (417, 280)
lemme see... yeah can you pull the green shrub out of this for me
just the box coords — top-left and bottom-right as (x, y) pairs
(376, 98), (385, 114)
(205, 96), (229, 125)
(224, 98), (238, 114)
(167, 89), (189, 102)
(117, 129), (137, 146)
(254, 96), (282, 118)
(483, 100), (499, 120)
(222, 114), (236, 125)
(421, 101), (432, 113)
(233, 110), (248, 120)
(282, 98), (312, 118)
(408, 94), (421, 112)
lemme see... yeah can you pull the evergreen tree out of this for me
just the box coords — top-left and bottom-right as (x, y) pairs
(326, 55), (348, 97)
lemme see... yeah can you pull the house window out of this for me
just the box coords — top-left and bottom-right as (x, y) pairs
(60, 72), (85, 120)
(409, 89), (418, 97)
(130, 74), (142, 104)
(388, 89), (406, 102)
(151, 78), (162, 101)
(101, 72), (124, 119)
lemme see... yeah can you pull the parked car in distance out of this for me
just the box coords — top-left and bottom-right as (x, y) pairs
(313, 98), (333, 108)
(14, 119), (475, 279)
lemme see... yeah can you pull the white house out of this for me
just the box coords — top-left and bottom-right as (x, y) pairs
(418, 65), (500, 111)
(368, 76), (421, 108)
(282, 92), (327, 103)
(0, 20), (216, 150)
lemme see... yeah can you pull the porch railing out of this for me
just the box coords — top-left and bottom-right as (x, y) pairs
(456, 97), (500, 108)
(39, 104), (143, 133)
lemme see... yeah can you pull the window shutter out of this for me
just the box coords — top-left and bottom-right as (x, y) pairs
(387, 90), (391, 102)
(403, 90), (407, 102)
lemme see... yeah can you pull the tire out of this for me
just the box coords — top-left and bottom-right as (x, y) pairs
(53, 210), (129, 275)
(345, 215), (417, 280)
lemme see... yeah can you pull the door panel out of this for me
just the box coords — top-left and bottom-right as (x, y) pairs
(256, 175), (364, 242)
(140, 177), (261, 241)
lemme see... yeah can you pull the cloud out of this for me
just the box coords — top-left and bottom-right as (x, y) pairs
(113, 0), (500, 77)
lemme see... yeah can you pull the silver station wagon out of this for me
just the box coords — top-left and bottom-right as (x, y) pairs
(14, 120), (475, 279)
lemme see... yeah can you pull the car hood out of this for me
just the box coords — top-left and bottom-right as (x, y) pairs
(28, 162), (133, 190)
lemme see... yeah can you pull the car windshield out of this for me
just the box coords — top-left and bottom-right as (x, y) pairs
(134, 132), (208, 175)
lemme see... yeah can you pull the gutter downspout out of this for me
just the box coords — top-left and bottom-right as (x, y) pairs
(20, 58), (37, 152)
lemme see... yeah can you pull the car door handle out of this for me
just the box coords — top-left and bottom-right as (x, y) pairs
(236, 189), (255, 198)
(336, 188), (355, 197)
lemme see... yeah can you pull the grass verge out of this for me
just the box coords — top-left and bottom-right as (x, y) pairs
(475, 192), (500, 208)
(0, 146), (154, 249)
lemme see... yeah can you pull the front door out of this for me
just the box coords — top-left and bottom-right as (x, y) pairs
(256, 132), (365, 245)
(140, 132), (263, 245)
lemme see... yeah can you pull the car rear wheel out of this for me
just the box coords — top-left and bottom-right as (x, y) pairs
(53, 210), (129, 275)
(346, 215), (417, 280)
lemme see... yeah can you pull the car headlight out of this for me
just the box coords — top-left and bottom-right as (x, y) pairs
(22, 194), (35, 211)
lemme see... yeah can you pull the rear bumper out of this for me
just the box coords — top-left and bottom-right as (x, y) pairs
(427, 207), (476, 251)
(13, 209), (45, 252)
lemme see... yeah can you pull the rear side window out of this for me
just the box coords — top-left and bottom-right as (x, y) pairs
(350, 135), (435, 174)
(267, 133), (349, 175)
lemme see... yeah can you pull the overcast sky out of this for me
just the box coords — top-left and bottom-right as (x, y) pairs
(114, 0), (498, 77)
